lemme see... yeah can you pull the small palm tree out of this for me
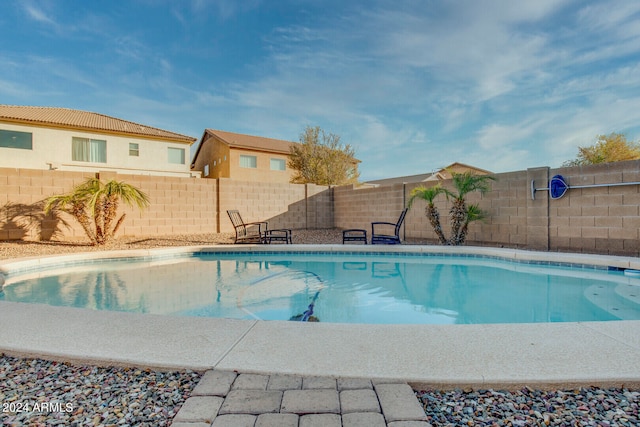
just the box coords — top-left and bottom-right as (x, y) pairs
(457, 203), (487, 245)
(407, 184), (448, 244)
(44, 178), (149, 245)
(448, 172), (495, 245)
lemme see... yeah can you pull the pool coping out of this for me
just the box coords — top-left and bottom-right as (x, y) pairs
(1, 244), (640, 390)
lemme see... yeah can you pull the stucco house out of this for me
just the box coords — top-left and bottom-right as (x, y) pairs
(191, 129), (296, 183)
(365, 162), (493, 186)
(0, 105), (198, 177)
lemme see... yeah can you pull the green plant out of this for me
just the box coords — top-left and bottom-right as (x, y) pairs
(407, 172), (495, 246)
(457, 203), (487, 246)
(44, 178), (149, 245)
(407, 184), (447, 244)
(447, 171), (495, 245)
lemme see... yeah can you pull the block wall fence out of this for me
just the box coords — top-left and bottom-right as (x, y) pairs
(1, 160), (639, 256)
(334, 160), (640, 256)
(0, 169), (331, 241)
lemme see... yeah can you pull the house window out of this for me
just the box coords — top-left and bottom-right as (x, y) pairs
(204, 164), (210, 177)
(72, 137), (106, 163)
(240, 155), (257, 168)
(129, 143), (139, 156)
(168, 147), (185, 164)
(270, 158), (286, 171)
(0, 129), (32, 150)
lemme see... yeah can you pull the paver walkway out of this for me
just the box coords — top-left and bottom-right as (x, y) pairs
(171, 370), (430, 427)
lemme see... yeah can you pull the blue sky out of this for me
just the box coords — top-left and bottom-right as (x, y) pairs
(2, 0), (640, 180)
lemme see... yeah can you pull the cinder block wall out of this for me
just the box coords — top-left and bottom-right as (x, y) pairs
(216, 178), (332, 233)
(0, 168), (219, 240)
(0, 169), (331, 241)
(334, 160), (640, 256)
(2, 160), (639, 256)
(547, 161), (640, 255)
(334, 183), (405, 233)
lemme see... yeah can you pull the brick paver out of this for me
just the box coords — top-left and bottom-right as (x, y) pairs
(340, 388), (381, 413)
(342, 412), (388, 427)
(299, 413), (342, 427)
(338, 378), (373, 390)
(375, 383), (428, 423)
(172, 369), (429, 427)
(172, 395), (224, 424)
(281, 389), (341, 414)
(231, 373), (270, 390)
(218, 389), (283, 414)
(255, 413), (299, 427)
(191, 370), (237, 396)
(267, 374), (303, 390)
(303, 376), (338, 389)
(210, 413), (256, 427)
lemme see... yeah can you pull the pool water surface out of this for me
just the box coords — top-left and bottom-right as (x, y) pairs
(2, 252), (640, 324)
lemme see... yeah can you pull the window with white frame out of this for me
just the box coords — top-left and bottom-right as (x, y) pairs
(129, 143), (139, 156)
(270, 158), (286, 171)
(239, 155), (257, 168)
(168, 147), (185, 164)
(72, 137), (106, 163)
(0, 129), (32, 149)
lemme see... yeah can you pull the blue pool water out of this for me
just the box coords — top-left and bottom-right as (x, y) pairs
(2, 252), (640, 324)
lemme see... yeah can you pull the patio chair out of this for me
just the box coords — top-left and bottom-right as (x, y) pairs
(227, 210), (268, 244)
(227, 210), (292, 244)
(371, 208), (408, 245)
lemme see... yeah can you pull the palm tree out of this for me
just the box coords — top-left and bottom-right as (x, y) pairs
(407, 184), (448, 244)
(448, 172), (495, 245)
(457, 203), (487, 245)
(44, 178), (149, 245)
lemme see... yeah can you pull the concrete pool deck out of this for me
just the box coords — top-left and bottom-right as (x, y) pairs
(1, 244), (640, 390)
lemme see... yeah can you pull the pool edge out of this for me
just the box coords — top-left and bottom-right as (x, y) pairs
(2, 244), (640, 390)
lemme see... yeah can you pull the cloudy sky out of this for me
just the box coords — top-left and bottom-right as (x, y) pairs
(2, 0), (640, 180)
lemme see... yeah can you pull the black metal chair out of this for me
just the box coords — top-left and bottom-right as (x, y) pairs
(227, 210), (268, 243)
(371, 208), (408, 245)
(227, 210), (292, 244)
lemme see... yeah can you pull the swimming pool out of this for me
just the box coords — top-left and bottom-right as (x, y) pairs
(2, 247), (639, 324)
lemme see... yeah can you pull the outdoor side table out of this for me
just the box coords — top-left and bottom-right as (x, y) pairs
(342, 229), (367, 244)
(263, 229), (292, 244)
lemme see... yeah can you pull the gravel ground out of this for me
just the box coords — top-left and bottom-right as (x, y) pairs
(0, 355), (200, 427)
(416, 387), (640, 426)
(2, 230), (640, 426)
(0, 229), (346, 260)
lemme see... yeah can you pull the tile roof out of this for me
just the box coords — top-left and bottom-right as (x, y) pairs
(365, 162), (493, 186)
(205, 129), (295, 154)
(0, 105), (196, 144)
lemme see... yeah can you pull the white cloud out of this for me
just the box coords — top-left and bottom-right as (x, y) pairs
(23, 4), (57, 26)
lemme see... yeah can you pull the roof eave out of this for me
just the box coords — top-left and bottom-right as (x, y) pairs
(0, 117), (196, 145)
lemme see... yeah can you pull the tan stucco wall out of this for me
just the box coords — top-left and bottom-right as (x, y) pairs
(193, 134), (293, 183)
(228, 148), (293, 183)
(191, 134), (230, 178)
(0, 122), (194, 177)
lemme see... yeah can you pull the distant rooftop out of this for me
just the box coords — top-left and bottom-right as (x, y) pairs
(0, 105), (196, 144)
(365, 162), (493, 186)
(203, 128), (295, 154)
